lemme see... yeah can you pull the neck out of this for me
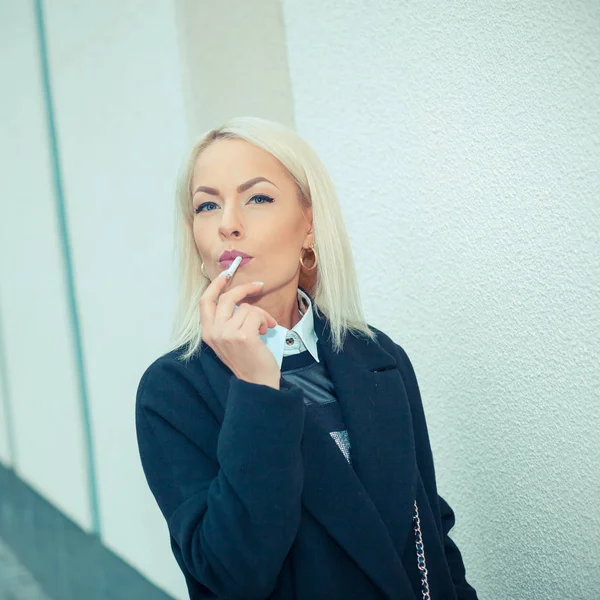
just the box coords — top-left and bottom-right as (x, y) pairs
(280, 295), (303, 331)
(244, 279), (303, 331)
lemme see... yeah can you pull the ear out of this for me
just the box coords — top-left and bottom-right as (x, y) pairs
(302, 206), (314, 248)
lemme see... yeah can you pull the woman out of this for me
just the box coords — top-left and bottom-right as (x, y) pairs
(135, 117), (478, 600)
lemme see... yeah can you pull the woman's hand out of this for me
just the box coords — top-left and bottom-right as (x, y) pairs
(199, 274), (281, 389)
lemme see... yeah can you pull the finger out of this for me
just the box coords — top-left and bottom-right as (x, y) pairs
(214, 281), (271, 323)
(235, 308), (270, 339)
(223, 304), (269, 336)
(248, 306), (277, 334)
(198, 266), (234, 326)
(199, 258), (251, 327)
(216, 295), (277, 332)
(242, 305), (276, 335)
(216, 295), (277, 331)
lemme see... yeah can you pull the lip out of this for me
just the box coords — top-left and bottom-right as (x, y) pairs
(219, 257), (253, 269)
(219, 249), (253, 262)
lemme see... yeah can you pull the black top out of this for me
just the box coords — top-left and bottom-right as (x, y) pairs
(281, 351), (351, 462)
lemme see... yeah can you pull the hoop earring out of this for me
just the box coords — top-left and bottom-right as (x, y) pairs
(200, 261), (209, 279)
(299, 245), (318, 271)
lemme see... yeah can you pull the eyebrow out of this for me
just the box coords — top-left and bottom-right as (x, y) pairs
(193, 176), (278, 197)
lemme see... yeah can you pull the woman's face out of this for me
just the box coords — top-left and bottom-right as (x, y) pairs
(191, 138), (313, 308)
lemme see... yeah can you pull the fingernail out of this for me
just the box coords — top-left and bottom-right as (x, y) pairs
(251, 281), (264, 286)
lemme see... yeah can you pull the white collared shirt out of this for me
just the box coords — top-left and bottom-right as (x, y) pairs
(233, 288), (320, 369)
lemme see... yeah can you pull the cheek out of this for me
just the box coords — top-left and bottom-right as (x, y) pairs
(262, 230), (303, 271)
(262, 227), (297, 255)
(192, 221), (208, 255)
(261, 213), (301, 243)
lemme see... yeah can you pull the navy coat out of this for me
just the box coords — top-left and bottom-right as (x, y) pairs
(135, 305), (479, 600)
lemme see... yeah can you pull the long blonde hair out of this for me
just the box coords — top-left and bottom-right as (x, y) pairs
(166, 116), (376, 361)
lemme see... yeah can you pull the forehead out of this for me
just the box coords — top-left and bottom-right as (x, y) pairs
(192, 138), (288, 184)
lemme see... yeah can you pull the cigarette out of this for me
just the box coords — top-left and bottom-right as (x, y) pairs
(218, 255), (243, 280)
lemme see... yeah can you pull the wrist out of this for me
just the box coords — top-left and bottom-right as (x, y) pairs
(237, 375), (280, 390)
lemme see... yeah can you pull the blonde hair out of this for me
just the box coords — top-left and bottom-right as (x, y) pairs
(166, 116), (376, 361)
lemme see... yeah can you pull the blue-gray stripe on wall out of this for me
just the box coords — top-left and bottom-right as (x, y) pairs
(0, 297), (16, 468)
(33, 0), (101, 537)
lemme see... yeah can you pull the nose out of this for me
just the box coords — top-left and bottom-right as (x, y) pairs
(218, 204), (244, 239)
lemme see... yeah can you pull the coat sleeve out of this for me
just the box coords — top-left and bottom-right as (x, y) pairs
(393, 343), (479, 599)
(135, 357), (306, 600)
(437, 494), (479, 599)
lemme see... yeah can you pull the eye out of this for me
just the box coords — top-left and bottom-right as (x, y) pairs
(194, 201), (218, 214)
(248, 194), (274, 205)
(193, 194), (274, 214)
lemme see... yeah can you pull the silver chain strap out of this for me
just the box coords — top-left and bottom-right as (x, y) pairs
(336, 428), (431, 598)
(413, 499), (431, 600)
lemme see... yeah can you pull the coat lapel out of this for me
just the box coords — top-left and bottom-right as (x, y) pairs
(198, 302), (419, 600)
(307, 309), (419, 598)
(313, 311), (419, 552)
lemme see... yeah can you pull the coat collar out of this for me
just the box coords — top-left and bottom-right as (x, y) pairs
(198, 295), (419, 599)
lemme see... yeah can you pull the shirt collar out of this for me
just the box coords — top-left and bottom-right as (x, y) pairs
(233, 288), (320, 369)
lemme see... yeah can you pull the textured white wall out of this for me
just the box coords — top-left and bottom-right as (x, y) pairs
(0, 0), (91, 529)
(40, 1), (189, 596)
(282, 1), (600, 598)
(0, 1), (192, 597)
(174, 0), (295, 140)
